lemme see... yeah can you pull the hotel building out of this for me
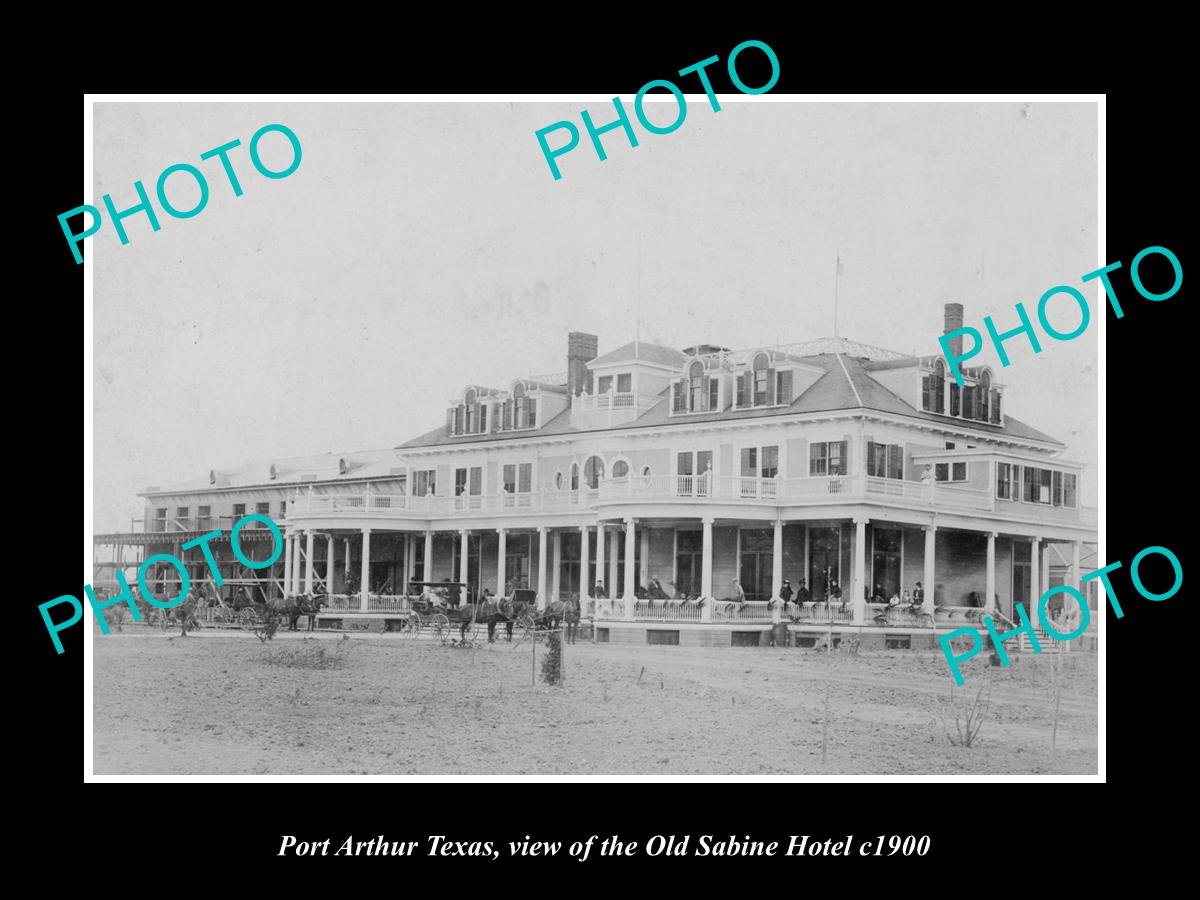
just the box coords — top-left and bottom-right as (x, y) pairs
(95, 304), (1098, 647)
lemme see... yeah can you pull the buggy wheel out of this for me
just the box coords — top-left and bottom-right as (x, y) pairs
(432, 613), (450, 643)
(406, 613), (421, 639)
(239, 608), (257, 628)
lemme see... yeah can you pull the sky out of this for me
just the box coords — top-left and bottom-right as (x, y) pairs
(92, 100), (1098, 532)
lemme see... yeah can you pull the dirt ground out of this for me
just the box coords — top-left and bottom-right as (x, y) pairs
(92, 628), (1098, 776)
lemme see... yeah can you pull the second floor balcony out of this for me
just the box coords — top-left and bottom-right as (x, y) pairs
(287, 471), (1096, 529)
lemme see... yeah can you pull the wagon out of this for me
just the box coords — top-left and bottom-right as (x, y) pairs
(405, 581), (478, 642)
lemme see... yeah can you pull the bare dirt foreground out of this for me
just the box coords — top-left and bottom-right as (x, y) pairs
(93, 630), (1098, 775)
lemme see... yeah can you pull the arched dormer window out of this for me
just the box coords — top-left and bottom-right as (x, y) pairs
(752, 352), (773, 406)
(924, 360), (946, 414)
(688, 360), (707, 412)
(978, 370), (992, 422)
(583, 455), (605, 490)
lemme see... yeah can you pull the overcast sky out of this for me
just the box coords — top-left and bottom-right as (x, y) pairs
(92, 100), (1098, 532)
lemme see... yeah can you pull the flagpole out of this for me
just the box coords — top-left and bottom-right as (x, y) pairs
(833, 250), (841, 339)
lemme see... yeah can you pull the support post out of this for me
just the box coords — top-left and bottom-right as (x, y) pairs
(623, 518), (637, 619)
(595, 524), (606, 598)
(304, 530), (315, 595)
(552, 529), (562, 603)
(326, 534), (335, 593)
(771, 518), (784, 624)
(360, 528), (371, 612)
(985, 531), (997, 614)
(537, 527), (548, 610)
(852, 517), (867, 625)
(283, 531), (293, 595)
(701, 517), (714, 623)
(497, 528), (508, 596)
(423, 530), (434, 583)
(580, 525), (591, 611)
(923, 525), (936, 614)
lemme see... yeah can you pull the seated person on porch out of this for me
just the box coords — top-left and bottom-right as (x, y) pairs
(913, 581), (925, 606)
(795, 579), (811, 604)
(730, 580), (747, 607)
(648, 577), (668, 600)
(828, 581), (842, 602)
(902, 589), (914, 608)
(872, 584), (886, 603)
(886, 591), (901, 609)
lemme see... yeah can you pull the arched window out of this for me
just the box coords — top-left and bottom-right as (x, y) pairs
(924, 360), (946, 414)
(978, 370), (991, 422)
(689, 361), (706, 412)
(570, 463), (579, 491)
(752, 352), (771, 406)
(641, 465), (652, 476)
(612, 460), (630, 479)
(583, 456), (605, 490)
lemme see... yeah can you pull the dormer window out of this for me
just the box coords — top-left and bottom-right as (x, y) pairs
(752, 353), (771, 406)
(922, 359), (946, 414)
(689, 361), (706, 411)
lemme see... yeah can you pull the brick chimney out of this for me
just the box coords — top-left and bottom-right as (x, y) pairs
(943, 303), (964, 358)
(568, 332), (598, 397)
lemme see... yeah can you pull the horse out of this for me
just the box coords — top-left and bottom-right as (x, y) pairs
(297, 593), (326, 631)
(496, 593), (537, 642)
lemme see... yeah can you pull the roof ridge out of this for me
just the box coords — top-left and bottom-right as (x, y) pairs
(834, 353), (864, 407)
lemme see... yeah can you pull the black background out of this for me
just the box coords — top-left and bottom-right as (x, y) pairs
(22, 23), (1184, 886)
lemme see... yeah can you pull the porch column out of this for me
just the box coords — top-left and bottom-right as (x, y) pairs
(985, 531), (997, 614)
(359, 527), (371, 612)
(344, 537), (352, 596)
(326, 534), (335, 593)
(291, 530), (302, 597)
(423, 530), (433, 582)
(701, 517), (714, 623)
(496, 528), (507, 595)
(623, 517), (637, 618)
(639, 525), (650, 588)
(459, 529), (470, 587)
(401, 534), (411, 592)
(536, 526), (548, 610)
(1029, 537), (1041, 619)
(283, 530), (293, 595)
(1041, 538), (1051, 603)
(852, 517), (867, 625)
(551, 529), (563, 602)
(771, 518), (783, 624)
(608, 528), (619, 594)
(594, 524), (606, 596)
(1072, 540), (1082, 595)
(304, 530), (315, 595)
(922, 525), (936, 614)
(580, 525), (591, 609)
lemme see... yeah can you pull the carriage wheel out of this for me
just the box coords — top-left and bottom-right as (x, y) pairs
(239, 608), (257, 628)
(520, 613), (537, 644)
(432, 613), (450, 643)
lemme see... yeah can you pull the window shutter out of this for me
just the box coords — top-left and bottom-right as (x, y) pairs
(709, 377), (719, 411)
(672, 381), (685, 413)
(736, 372), (747, 407)
(446, 408), (455, 434)
(479, 404), (487, 432)
(766, 368), (776, 405)
(778, 370), (793, 404)
(526, 397), (537, 428)
(503, 400), (513, 430)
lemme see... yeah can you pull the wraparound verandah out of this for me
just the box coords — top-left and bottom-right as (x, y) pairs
(279, 515), (1090, 628)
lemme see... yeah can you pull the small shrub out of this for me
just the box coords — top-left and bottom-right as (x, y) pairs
(541, 630), (564, 686)
(943, 679), (990, 747)
(262, 635), (355, 669)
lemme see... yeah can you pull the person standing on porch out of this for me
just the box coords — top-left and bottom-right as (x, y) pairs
(594, 580), (607, 598)
(913, 581), (925, 607)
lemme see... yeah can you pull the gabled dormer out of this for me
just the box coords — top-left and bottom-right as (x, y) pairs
(571, 340), (685, 429)
(914, 358), (1003, 425)
(670, 354), (727, 415)
(727, 349), (824, 411)
(446, 385), (503, 437)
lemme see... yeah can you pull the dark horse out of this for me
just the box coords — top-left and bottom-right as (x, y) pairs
(284, 593), (326, 631)
(496, 591), (538, 642)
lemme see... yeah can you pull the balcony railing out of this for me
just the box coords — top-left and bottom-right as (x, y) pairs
(286, 473), (1088, 528)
